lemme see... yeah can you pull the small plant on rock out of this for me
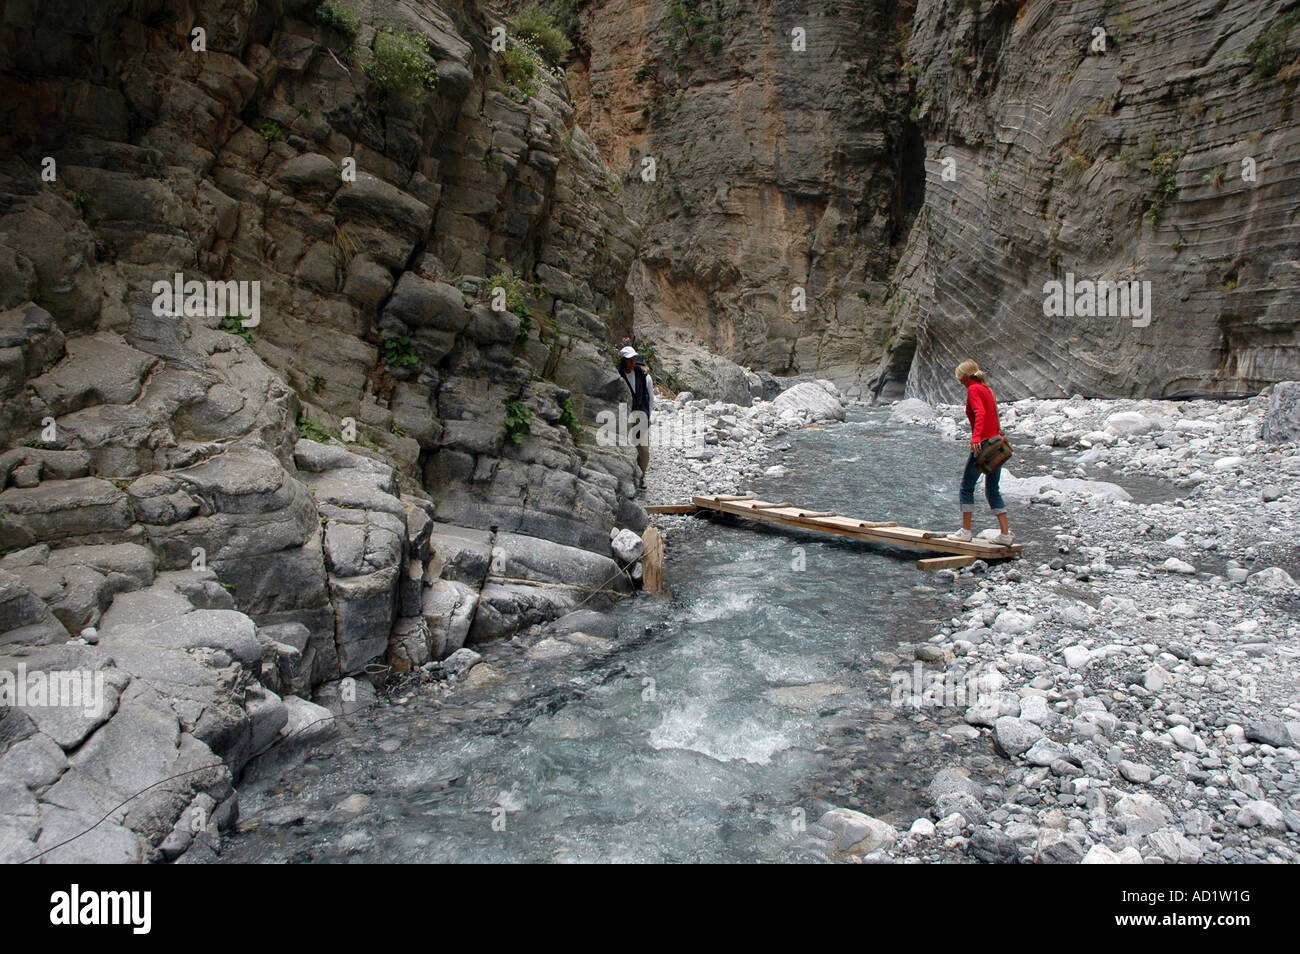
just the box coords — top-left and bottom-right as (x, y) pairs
(504, 399), (532, 445)
(220, 315), (254, 342)
(1145, 149), (1183, 224)
(513, 2), (572, 64)
(1246, 9), (1300, 81)
(71, 188), (92, 215)
(382, 336), (419, 368)
(297, 414), (335, 443)
(364, 27), (438, 95)
(560, 397), (581, 442)
(501, 42), (540, 98)
(484, 264), (533, 315)
(316, 0), (360, 39)
(254, 120), (284, 142)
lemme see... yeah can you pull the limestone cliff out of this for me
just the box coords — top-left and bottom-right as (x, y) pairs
(569, 0), (924, 396)
(893, 0), (1300, 402)
(567, 0), (1299, 401)
(0, 0), (645, 861)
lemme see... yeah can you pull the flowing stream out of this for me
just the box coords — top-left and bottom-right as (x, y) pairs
(217, 409), (1169, 863)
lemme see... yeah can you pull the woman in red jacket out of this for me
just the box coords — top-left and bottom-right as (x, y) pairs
(947, 359), (1013, 546)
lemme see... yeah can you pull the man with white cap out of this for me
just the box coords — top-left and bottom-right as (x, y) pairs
(618, 344), (654, 488)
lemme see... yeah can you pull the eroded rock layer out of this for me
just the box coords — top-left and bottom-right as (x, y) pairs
(568, 0), (1298, 400)
(894, 0), (1300, 402)
(570, 0), (923, 394)
(0, 0), (646, 862)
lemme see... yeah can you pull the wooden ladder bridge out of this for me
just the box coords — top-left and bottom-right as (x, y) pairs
(646, 494), (1022, 571)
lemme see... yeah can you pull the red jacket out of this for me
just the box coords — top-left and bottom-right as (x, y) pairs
(965, 381), (1001, 443)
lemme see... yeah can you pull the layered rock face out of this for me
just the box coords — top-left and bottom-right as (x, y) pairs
(569, 0), (923, 395)
(886, 0), (1300, 402)
(0, 0), (646, 861)
(568, 0), (1298, 401)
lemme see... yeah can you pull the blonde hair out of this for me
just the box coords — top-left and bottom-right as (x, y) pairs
(955, 359), (987, 384)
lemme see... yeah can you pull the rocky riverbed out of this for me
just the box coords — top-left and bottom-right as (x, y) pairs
(642, 382), (1300, 863)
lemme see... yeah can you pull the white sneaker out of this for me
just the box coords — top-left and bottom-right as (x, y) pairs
(946, 528), (973, 542)
(993, 532), (1015, 546)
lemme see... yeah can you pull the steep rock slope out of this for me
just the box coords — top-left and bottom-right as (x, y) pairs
(886, 0), (1300, 401)
(0, 0), (644, 861)
(569, 0), (923, 394)
(567, 0), (1299, 401)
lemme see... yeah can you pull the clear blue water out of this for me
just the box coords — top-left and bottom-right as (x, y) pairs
(216, 410), (1079, 863)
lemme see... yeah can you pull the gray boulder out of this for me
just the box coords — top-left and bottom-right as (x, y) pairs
(773, 381), (846, 422)
(992, 716), (1045, 758)
(1262, 382), (1300, 443)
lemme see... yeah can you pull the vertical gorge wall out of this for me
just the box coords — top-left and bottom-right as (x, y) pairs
(568, 0), (923, 394)
(897, 0), (1300, 402)
(564, 0), (1300, 401)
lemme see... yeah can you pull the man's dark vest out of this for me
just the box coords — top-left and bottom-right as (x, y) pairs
(624, 366), (651, 420)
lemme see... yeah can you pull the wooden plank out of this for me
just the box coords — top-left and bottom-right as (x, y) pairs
(750, 501), (795, 509)
(917, 555), (977, 571)
(690, 494), (1022, 559)
(710, 493), (757, 501)
(793, 510), (836, 518)
(645, 504), (699, 514)
(812, 515), (898, 530)
(641, 526), (664, 594)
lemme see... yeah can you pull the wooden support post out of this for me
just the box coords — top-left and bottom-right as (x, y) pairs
(917, 554), (977, 571)
(641, 526), (664, 594)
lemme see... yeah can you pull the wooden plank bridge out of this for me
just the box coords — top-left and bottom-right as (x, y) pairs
(646, 494), (1022, 570)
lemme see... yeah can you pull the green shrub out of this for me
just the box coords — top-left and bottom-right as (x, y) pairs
(1146, 149), (1183, 223)
(383, 336), (419, 367)
(297, 415), (334, 443)
(501, 43), (539, 98)
(220, 315), (254, 342)
(254, 120), (283, 141)
(666, 0), (707, 51)
(1247, 9), (1300, 80)
(559, 397), (581, 441)
(504, 400), (532, 445)
(484, 264), (533, 316)
(515, 313), (532, 345)
(316, 0), (360, 39)
(364, 27), (438, 95)
(708, 34), (724, 54)
(514, 2), (572, 64)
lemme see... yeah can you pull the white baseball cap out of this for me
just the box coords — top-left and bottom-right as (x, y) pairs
(619, 346), (637, 359)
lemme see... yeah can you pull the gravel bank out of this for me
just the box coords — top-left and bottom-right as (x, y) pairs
(644, 386), (1300, 863)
